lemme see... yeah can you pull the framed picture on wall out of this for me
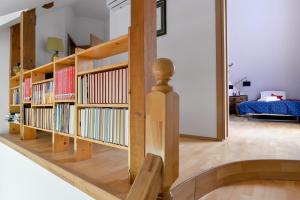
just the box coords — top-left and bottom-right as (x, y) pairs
(157, 0), (167, 37)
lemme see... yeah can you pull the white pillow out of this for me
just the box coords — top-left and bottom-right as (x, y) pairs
(260, 91), (286, 100)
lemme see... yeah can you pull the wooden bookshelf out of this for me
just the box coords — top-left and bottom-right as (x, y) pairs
(32, 78), (53, 85)
(55, 54), (75, 65)
(77, 35), (128, 59)
(54, 132), (75, 138)
(31, 104), (53, 107)
(77, 136), (128, 151)
(8, 32), (131, 172)
(77, 61), (128, 76)
(77, 104), (128, 108)
(23, 125), (53, 133)
(10, 85), (20, 90)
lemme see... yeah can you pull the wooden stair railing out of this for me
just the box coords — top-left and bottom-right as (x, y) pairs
(126, 58), (179, 200)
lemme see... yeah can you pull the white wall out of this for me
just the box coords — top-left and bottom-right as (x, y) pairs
(36, 7), (70, 66)
(36, 7), (108, 66)
(0, 142), (93, 200)
(110, 0), (217, 137)
(228, 0), (300, 100)
(71, 16), (106, 46)
(0, 29), (10, 133)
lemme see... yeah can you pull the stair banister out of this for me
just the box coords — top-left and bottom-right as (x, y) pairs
(126, 58), (179, 200)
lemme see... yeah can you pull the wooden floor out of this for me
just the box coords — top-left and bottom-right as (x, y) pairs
(176, 116), (300, 186)
(1, 116), (300, 199)
(200, 180), (300, 200)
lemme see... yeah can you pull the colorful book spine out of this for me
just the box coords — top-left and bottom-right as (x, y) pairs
(32, 81), (53, 104)
(23, 78), (31, 102)
(79, 108), (128, 146)
(12, 88), (20, 105)
(55, 66), (75, 100)
(77, 67), (128, 104)
(24, 108), (53, 130)
(55, 104), (75, 135)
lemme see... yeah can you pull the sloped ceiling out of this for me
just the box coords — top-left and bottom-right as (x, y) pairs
(0, 0), (108, 19)
(0, 0), (78, 16)
(73, 0), (108, 20)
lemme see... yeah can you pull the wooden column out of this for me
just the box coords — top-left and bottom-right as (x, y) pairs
(20, 9), (36, 140)
(146, 58), (179, 198)
(126, 58), (179, 200)
(129, 0), (157, 182)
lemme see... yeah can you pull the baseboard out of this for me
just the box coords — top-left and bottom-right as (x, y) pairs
(180, 134), (219, 141)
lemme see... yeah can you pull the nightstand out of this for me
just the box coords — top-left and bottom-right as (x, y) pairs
(229, 95), (248, 115)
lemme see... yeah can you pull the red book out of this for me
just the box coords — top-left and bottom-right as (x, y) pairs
(116, 69), (119, 104)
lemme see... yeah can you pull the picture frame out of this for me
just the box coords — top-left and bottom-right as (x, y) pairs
(157, 0), (167, 37)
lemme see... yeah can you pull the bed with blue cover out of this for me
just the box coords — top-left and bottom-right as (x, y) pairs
(238, 100), (300, 117)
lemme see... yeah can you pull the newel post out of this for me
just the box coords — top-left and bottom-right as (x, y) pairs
(146, 58), (180, 199)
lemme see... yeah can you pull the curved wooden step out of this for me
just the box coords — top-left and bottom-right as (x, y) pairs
(200, 180), (300, 200)
(171, 160), (300, 200)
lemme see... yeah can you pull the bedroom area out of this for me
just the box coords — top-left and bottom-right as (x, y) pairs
(227, 0), (300, 139)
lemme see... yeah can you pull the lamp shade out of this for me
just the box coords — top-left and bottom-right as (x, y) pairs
(47, 37), (64, 52)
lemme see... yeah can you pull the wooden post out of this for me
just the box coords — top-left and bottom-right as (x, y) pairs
(20, 9), (36, 140)
(146, 58), (179, 199)
(129, 0), (157, 182)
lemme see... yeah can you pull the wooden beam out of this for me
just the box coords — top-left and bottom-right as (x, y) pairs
(21, 9), (36, 70)
(129, 0), (157, 182)
(126, 154), (163, 200)
(42, 2), (54, 9)
(215, 0), (228, 140)
(10, 24), (21, 77)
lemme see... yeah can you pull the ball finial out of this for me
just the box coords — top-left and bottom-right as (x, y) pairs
(152, 58), (175, 93)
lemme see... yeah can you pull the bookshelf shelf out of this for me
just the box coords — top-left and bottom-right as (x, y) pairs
(31, 104), (53, 107)
(23, 125), (53, 133)
(77, 61), (128, 76)
(54, 100), (76, 103)
(9, 122), (20, 125)
(23, 101), (31, 104)
(10, 74), (20, 81)
(31, 62), (54, 74)
(10, 104), (21, 107)
(55, 132), (75, 138)
(77, 104), (128, 108)
(10, 85), (20, 90)
(77, 136), (128, 151)
(23, 71), (32, 78)
(55, 54), (75, 65)
(77, 35), (128, 60)
(32, 78), (53, 85)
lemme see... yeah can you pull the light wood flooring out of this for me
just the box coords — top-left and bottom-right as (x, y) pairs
(176, 116), (300, 186)
(1, 116), (300, 199)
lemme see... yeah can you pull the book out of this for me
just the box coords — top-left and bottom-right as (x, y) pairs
(79, 108), (128, 147)
(55, 66), (75, 100)
(32, 81), (53, 105)
(24, 108), (53, 130)
(55, 103), (75, 135)
(77, 67), (128, 104)
(23, 78), (31, 102)
(12, 88), (20, 105)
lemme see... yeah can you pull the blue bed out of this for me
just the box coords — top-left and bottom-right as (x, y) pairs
(238, 100), (300, 117)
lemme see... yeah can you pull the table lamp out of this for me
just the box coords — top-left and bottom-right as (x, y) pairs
(47, 37), (64, 61)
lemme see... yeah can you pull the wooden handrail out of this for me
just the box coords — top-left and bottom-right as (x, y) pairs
(126, 154), (163, 200)
(127, 58), (179, 200)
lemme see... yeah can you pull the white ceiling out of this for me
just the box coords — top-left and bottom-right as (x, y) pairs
(72, 0), (108, 20)
(0, 0), (108, 20)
